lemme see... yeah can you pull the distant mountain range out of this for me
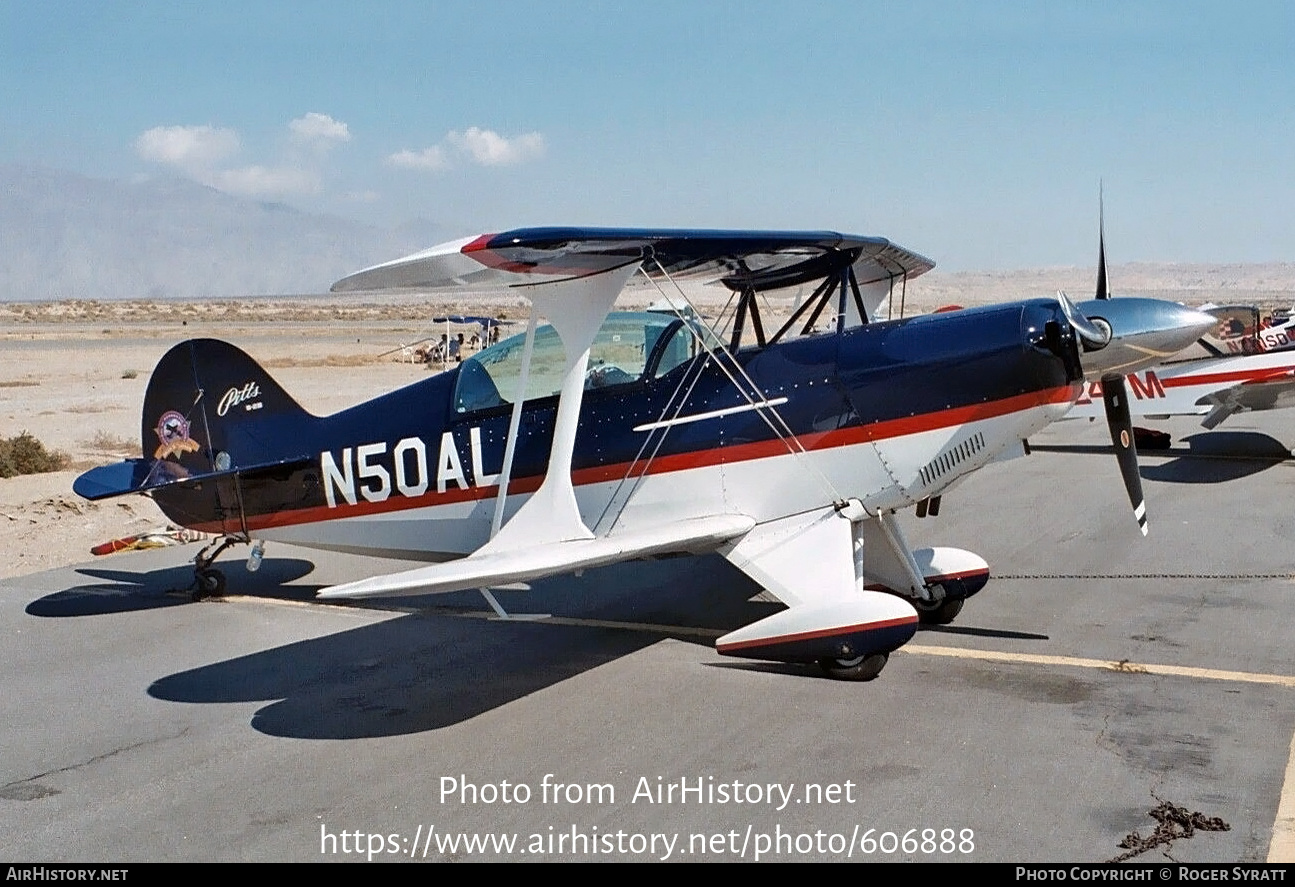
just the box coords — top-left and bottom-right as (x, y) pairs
(4, 164), (1295, 305)
(912, 263), (1295, 310)
(0, 165), (443, 301)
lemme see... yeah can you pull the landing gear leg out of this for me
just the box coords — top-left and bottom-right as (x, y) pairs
(914, 591), (964, 625)
(190, 535), (242, 599)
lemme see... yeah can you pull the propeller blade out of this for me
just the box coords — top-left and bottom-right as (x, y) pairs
(1095, 182), (1109, 300)
(1101, 372), (1147, 535)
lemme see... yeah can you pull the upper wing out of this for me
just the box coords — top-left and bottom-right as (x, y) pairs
(330, 227), (934, 295)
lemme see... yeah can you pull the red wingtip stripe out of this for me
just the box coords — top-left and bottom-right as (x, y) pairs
(717, 615), (919, 654)
(460, 234), (497, 254)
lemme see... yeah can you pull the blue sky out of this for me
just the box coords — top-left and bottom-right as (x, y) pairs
(3, 1), (1293, 269)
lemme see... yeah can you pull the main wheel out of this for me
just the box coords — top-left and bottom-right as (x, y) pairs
(818, 653), (887, 681)
(915, 585), (964, 626)
(195, 568), (226, 598)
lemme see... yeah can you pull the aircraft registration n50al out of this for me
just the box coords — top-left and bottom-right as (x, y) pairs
(73, 228), (1213, 680)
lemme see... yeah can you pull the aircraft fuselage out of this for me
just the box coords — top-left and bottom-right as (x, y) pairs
(135, 299), (1082, 561)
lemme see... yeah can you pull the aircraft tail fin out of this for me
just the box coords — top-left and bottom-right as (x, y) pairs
(75, 339), (315, 500)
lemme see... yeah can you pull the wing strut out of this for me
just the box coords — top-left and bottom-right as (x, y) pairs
(769, 273), (840, 343)
(489, 308), (539, 537)
(728, 286), (768, 352)
(477, 262), (640, 552)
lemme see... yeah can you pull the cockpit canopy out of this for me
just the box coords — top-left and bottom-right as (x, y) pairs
(453, 312), (701, 414)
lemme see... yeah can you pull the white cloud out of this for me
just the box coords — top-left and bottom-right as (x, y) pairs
(387, 146), (450, 171)
(289, 112), (350, 144)
(135, 125), (240, 169)
(446, 127), (544, 166)
(214, 165), (320, 196)
(388, 127), (546, 173)
(135, 114), (352, 198)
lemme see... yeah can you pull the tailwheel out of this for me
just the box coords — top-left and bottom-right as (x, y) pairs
(189, 534), (242, 599)
(195, 568), (226, 599)
(818, 653), (887, 681)
(915, 596), (963, 625)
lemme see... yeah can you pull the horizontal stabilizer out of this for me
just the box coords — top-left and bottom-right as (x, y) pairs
(716, 593), (918, 664)
(73, 458), (159, 501)
(73, 455), (314, 501)
(317, 514), (756, 600)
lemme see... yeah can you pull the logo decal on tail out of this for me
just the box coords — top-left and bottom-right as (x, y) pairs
(154, 411), (200, 460)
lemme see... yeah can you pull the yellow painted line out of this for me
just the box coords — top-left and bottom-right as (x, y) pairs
(1269, 731), (1295, 863)
(218, 595), (397, 619)
(491, 613), (723, 639)
(900, 643), (1295, 688)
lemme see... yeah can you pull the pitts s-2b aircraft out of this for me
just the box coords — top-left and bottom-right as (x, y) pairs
(74, 229), (1214, 680)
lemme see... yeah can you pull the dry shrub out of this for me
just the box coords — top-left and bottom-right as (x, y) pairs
(81, 430), (137, 453)
(0, 432), (70, 478)
(262, 354), (378, 368)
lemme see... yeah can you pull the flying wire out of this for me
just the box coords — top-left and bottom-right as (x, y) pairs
(635, 258), (847, 505)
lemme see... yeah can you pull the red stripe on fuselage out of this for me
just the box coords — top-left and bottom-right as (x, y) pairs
(188, 383), (1078, 534)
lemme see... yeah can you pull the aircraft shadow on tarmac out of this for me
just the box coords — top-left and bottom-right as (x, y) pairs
(145, 555), (786, 739)
(25, 550), (1058, 737)
(24, 557), (318, 617)
(1033, 430), (1292, 484)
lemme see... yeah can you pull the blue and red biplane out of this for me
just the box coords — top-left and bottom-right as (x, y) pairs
(74, 228), (1213, 680)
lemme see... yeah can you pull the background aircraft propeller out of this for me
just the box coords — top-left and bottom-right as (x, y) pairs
(1101, 372), (1148, 535)
(1084, 184), (1147, 534)
(1095, 181), (1109, 301)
